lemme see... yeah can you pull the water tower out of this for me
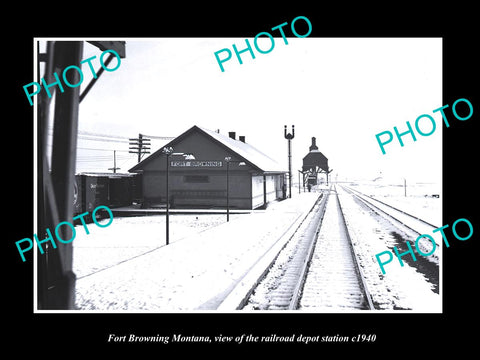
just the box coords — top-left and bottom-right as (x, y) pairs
(301, 137), (331, 188)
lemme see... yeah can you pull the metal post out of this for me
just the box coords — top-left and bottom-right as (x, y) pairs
(166, 153), (170, 245)
(288, 139), (292, 198)
(298, 170), (301, 194)
(162, 146), (174, 245)
(162, 148), (193, 244)
(284, 125), (295, 199)
(227, 162), (230, 221)
(225, 157), (231, 222)
(263, 174), (267, 208)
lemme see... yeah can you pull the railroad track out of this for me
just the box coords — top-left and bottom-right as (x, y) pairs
(339, 184), (442, 257)
(243, 185), (375, 311)
(336, 183), (441, 306)
(340, 185), (439, 235)
(298, 186), (374, 310)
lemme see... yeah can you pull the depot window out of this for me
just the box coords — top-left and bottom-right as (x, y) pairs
(184, 175), (209, 183)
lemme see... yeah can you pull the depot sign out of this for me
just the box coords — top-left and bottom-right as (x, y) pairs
(170, 160), (223, 167)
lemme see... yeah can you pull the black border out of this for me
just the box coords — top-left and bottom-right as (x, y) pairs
(7, 5), (478, 354)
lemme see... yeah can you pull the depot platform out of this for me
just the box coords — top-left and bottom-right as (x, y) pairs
(73, 190), (324, 312)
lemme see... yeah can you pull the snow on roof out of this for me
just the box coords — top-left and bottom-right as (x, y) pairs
(198, 127), (286, 173)
(129, 125), (286, 174)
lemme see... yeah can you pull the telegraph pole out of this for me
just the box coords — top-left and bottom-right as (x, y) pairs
(129, 133), (151, 162)
(108, 150), (120, 173)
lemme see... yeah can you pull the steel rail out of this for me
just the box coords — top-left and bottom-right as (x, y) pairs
(335, 185), (375, 310)
(288, 186), (330, 310)
(342, 185), (439, 229)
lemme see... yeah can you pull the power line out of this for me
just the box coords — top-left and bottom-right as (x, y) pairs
(142, 134), (175, 140)
(78, 130), (130, 140)
(48, 127), (175, 141)
(77, 156), (132, 162)
(77, 146), (130, 152)
(48, 129), (174, 172)
(78, 135), (129, 144)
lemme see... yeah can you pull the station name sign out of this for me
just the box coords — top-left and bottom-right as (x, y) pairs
(170, 161), (223, 167)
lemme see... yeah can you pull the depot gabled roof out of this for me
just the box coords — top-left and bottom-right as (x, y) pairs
(129, 125), (286, 174)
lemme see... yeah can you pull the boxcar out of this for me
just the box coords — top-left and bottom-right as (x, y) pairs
(74, 173), (142, 218)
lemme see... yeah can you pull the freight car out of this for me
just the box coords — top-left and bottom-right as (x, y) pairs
(73, 172), (142, 221)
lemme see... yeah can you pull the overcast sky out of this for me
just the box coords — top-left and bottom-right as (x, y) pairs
(42, 37), (442, 184)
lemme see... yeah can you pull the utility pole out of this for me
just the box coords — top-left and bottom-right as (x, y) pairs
(129, 133), (151, 162)
(108, 150), (121, 173)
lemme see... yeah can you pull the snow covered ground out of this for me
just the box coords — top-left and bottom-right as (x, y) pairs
(338, 186), (441, 312)
(73, 214), (231, 279)
(345, 179), (442, 227)
(244, 184), (441, 313)
(73, 192), (320, 311)
(72, 180), (442, 312)
(340, 180), (441, 312)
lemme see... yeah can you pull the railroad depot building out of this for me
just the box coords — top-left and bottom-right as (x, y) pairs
(129, 125), (287, 209)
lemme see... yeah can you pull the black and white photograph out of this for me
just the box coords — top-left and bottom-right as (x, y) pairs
(32, 36), (445, 313)
(8, 6), (478, 353)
